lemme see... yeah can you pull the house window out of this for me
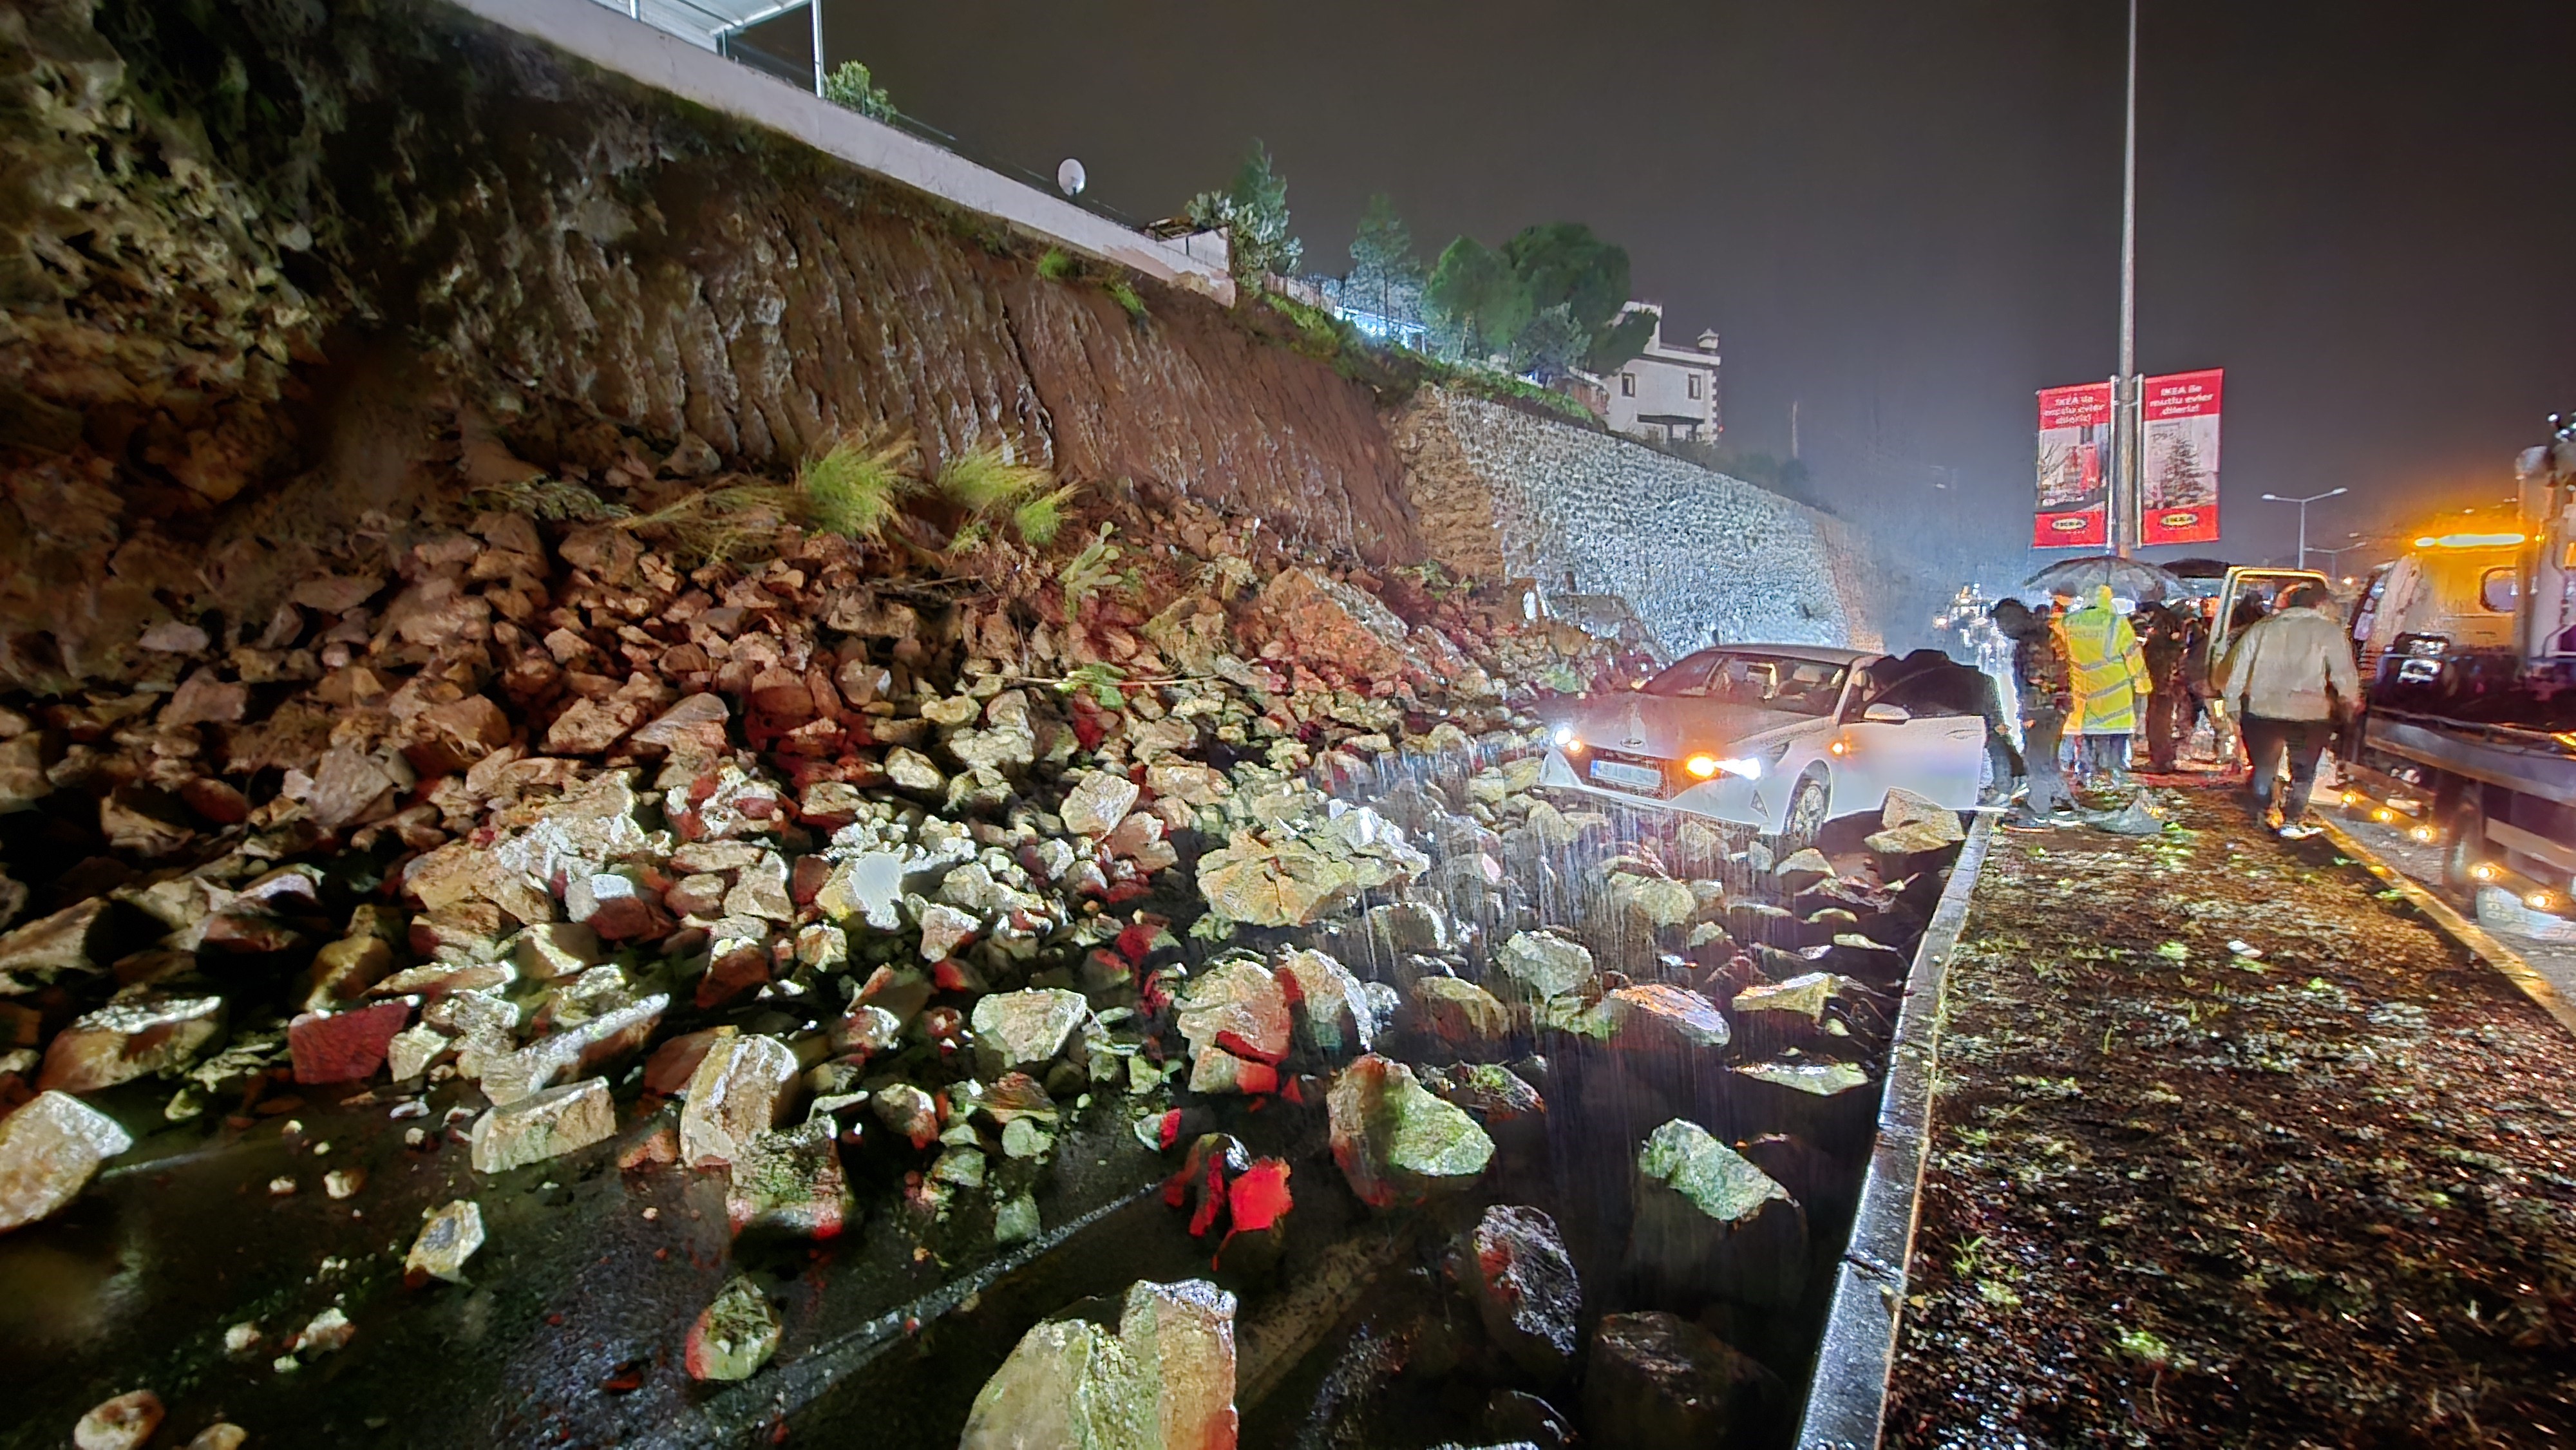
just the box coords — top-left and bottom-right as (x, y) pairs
(1620, 373), (1636, 397)
(1686, 374), (1703, 400)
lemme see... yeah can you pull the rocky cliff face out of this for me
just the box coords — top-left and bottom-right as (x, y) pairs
(1391, 390), (1875, 655)
(0, 0), (1416, 692)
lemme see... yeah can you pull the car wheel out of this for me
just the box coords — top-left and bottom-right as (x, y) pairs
(1777, 773), (1830, 854)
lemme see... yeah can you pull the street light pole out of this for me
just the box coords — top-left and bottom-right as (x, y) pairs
(2113, 0), (2140, 559)
(2260, 487), (2347, 571)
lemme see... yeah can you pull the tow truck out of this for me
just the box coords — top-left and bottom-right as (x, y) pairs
(2339, 416), (2576, 916)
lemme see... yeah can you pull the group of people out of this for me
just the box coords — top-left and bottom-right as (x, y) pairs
(1986, 580), (2360, 837)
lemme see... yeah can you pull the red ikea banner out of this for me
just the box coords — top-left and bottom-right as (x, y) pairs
(2034, 382), (2112, 549)
(2140, 368), (2223, 546)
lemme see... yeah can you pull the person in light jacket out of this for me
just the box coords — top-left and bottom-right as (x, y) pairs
(2212, 581), (2361, 837)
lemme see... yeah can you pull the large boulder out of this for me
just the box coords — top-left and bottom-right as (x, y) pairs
(1497, 930), (1595, 1000)
(1327, 1055), (1494, 1209)
(960, 1278), (1238, 1450)
(38, 997), (226, 1093)
(1582, 1312), (1777, 1450)
(1454, 1205), (1582, 1381)
(1624, 1119), (1806, 1310)
(469, 1078), (617, 1174)
(726, 1118), (855, 1238)
(0, 1091), (133, 1231)
(679, 1034), (799, 1168)
(1195, 831), (1362, 928)
(1273, 947), (1378, 1058)
(1175, 959), (1290, 1095)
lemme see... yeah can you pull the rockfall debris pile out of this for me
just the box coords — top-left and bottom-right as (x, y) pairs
(0, 438), (1955, 1447)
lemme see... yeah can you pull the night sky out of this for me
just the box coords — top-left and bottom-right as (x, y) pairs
(802, 0), (2576, 588)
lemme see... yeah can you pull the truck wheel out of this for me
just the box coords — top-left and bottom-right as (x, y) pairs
(2443, 796), (2488, 898)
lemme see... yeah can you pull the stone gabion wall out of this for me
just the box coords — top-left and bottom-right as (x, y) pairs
(1390, 391), (1873, 656)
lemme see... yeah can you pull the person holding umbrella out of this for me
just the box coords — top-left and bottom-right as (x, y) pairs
(2061, 585), (2150, 788)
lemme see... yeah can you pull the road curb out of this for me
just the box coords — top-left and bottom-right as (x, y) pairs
(2318, 818), (2576, 1041)
(1794, 813), (1994, 1450)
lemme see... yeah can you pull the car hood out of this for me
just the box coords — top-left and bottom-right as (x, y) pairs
(1569, 697), (1824, 753)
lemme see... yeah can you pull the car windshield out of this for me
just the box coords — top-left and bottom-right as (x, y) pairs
(1640, 652), (1848, 716)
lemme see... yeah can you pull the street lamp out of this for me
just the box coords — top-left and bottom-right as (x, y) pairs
(2260, 487), (2348, 571)
(2311, 532), (2372, 576)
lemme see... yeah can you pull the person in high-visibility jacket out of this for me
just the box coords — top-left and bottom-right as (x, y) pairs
(2060, 585), (2149, 788)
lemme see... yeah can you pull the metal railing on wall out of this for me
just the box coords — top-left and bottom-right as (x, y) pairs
(586, 0), (1160, 234)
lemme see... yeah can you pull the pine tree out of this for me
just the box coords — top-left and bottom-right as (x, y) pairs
(1184, 142), (1302, 282)
(1346, 194), (1425, 341)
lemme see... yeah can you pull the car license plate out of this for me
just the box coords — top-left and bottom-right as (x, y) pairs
(1588, 757), (1665, 794)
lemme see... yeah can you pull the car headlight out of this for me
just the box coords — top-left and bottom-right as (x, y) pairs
(1714, 756), (1762, 780)
(1683, 753), (1721, 779)
(1683, 754), (1761, 781)
(1553, 724), (1585, 755)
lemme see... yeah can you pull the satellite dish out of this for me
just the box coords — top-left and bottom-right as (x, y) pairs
(1056, 158), (1086, 197)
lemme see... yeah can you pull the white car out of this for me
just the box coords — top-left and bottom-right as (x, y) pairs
(1537, 645), (1990, 845)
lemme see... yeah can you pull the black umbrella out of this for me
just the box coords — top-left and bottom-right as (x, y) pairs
(2022, 554), (2188, 603)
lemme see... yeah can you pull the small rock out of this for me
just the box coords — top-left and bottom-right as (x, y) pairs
(1327, 1055), (1494, 1209)
(72, 1389), (163, 1450)
(1061, 769), (1142, 838)
(406, 1200), (486, 1282)
(291, 1306), (355, 1356)
(468, 1078), (617, 1174)
(0, 1090), (135, 1231)
(871, 1084), (940, 1149)
(994, 1192), (1041, 1245)
(184, 1424), (249, 1450)
(386, 1024), (453, 1081)
(686, 1276), (782, 1381)
(885, 747), (947, 793)
(918, 902), (981, 961)
(724, 852), (794, 922)
(969, 988), (1090, 1071)
(1364, 900), (1451, 956)
(0, 898), (116, 992)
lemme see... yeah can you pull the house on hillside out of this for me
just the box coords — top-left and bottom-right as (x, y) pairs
(1602, 303), (1721, 444)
